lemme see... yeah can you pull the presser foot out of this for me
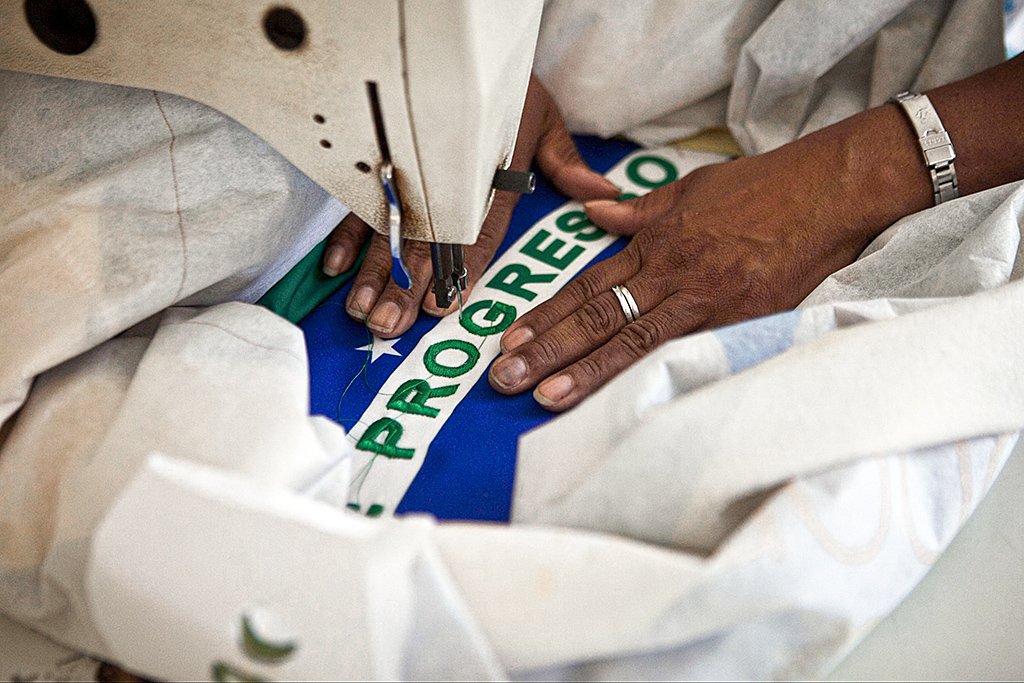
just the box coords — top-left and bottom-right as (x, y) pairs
(430, 242), (468, 314)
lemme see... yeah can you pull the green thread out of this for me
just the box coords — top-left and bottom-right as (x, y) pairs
(423, 339), (479, 378)
(356, 417), (414, 459)
(336, 324), (373, 426)
(387, 378), (458, 418)
(625, 155), (678, 188)
(458, 299), (517, 337)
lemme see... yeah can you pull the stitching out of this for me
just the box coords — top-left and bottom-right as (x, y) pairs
(165, 319), (305, 364)
(152, 91), (189, 301)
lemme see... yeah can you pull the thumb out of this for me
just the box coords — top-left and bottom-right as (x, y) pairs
(536, 119), (620, 201)
(530, 80), (619, 201)
(583, 185), (676, 236)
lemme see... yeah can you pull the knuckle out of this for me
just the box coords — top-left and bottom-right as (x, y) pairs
(521, 334), (563, 370)
(519, 305), (558, 333)
(569, 269), (606, 302)
(734, 263), (774, 313)
(359, 254), (391, 284)
(573, 356), (603, 382)
(619, 316), (662, 356)
(633, 228), (661, 255)
(575, 297), (620, 337)
(385, 284), (419, 307)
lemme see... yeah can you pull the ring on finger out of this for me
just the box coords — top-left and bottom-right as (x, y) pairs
(611, 284), (640, 324)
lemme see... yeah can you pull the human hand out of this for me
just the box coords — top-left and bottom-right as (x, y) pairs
(321, 73), (619, 337)
(488, 109), (935, 411)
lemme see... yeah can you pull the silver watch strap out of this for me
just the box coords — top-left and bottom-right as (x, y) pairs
(891, 91), (959, 205)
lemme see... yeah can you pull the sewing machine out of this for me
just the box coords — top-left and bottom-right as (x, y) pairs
(0, 0), (543, 307)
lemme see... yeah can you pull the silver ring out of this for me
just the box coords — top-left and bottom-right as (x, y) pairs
(611, 284), (640, 324)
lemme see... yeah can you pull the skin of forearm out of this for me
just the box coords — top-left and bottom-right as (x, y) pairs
(931, 54), (1024, 196)
(789, 54), (1024, 256)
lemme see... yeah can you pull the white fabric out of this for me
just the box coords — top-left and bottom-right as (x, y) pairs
(0, 2), (1017, 679)
(4, 168), (1022, 681)
(535, 0), (1004, 151)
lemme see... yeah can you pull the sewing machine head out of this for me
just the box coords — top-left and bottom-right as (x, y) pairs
(0, 0), (543, 306)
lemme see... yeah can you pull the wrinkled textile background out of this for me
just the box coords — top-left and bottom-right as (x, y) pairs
(0, 0), (1016, 678)
(535, 0), (1003, 151)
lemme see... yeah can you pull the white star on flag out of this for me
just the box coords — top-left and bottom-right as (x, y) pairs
(356, 335), (403, 363)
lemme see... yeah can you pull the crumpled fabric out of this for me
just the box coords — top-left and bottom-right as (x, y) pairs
(3, 178), (1022, 680)
(0, 68), (345, 659)
(0, 2), (1019, 677)
(534, 0), (1003, 152)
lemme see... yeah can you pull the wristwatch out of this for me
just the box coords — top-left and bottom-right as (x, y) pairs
(890, 91), (959, 205)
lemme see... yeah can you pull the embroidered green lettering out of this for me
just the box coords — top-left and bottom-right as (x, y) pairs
(554, 210), (606, 242)
(486, 263), (556, 302)
(424, 339), (479, 378)
(460, 299), (517, 337)
(521, 228), (585, 269)
(356, 417), (414, 459)
(625, 155), (678, 188)
(387, 378), (458, 418)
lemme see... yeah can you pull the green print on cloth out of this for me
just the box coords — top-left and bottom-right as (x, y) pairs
(299, 148), (729, 517)
(257, 236), (367, 324)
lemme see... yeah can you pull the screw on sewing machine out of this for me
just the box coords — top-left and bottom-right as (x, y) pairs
(24, 0), (97, 56)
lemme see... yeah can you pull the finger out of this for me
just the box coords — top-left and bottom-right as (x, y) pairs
(499, 244), (642, 353)
(345, 233), (392, 321)
(489, 273), (664, 394)
(583, 182), (680, 237)
(365, 238), (436, 337)
(532, 294), (708, 411)
(535, 103), (620, 200)
(323, 211), (370, 276)
(515, 74), (619, 202)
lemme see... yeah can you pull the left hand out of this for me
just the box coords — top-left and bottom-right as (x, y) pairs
(321, 74), (619, 337)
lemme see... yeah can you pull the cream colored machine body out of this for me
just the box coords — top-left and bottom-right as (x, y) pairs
(0, 0), (543, 304)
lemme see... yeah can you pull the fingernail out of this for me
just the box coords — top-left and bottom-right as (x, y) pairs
(424, 299), (458, 318)
(368, 301), (401, 334)
(491, 355), (527, 390)
(584, 199), (618, 211)
(323, 245), (346, 277)
(535, 374), (574, 406)
(348, 287), (376, 320)
(501, 326), (534, 353)
(601, 178), (622, 195)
